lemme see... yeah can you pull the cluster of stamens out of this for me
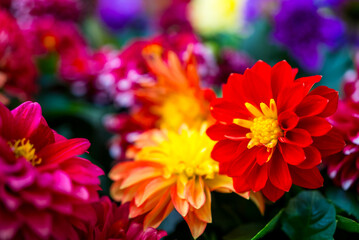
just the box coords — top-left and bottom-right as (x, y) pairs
(8, 138), (42, 166)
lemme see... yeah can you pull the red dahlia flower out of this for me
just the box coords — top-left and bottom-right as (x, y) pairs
(0, 102), (103, 239)
(88, 197), (167, 240)
(207, 60), (345, 201)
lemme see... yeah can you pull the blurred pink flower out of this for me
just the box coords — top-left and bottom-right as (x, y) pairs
(0, 10), (37, 103)
(88, 197), (166, 240)
(0, 101), (104, 239)
(326, 54), (359, 192)
(11, 0), (83, 21)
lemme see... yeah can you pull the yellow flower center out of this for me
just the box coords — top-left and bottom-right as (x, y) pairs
(153, 93), (205, 130)
(8, 138), (42, 166)
(135, 124), (218, 179)
(233, 99), (283, 161)
(246, 116), (282, 149)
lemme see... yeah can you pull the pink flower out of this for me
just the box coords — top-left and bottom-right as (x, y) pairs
(326, 55), (359, 192)
(88, 197), (167, 240)
(0, 10), (37, 103)
(0, 101), (104, 239)
(326, 100), (359, 192)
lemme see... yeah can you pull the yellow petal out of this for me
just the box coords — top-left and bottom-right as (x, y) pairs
(269, 99), (277, 118)
(205, 175), (234, 192)
(233, 118), (253, 129)
(245, 102), (263, 117)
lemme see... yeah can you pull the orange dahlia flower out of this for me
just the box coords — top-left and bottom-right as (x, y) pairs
(133, 44), (215, 130)
(207, 60), (345, 202)
(109, 124), (264, 238)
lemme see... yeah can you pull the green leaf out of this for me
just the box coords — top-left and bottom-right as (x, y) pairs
(281, 190), (336, 240)
(336, 215), (359, 233)
(252, 209), (284, 240)
(326, 187), (359, 221)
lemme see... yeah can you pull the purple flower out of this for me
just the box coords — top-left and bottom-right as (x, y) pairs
(273, 0), (344, 70)
(97, 0), (144, 30)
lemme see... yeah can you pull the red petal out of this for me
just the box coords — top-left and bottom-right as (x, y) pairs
(312, 129), (345, 158)
(227, 148), (258, 177)
(289, 166), (323, 189)
(233, 176), (251, 193)
(281, 128), (312, 147)
(297, 116), (332, 136)
(37, 138), (90, 167)
(211, 139), (244, 162)
(0, 103), (15, 139)
(261, 180), (285, 202)
(278, 111), (299, 131)
(247, 163), (268, 192)
(243, 65), (272, 107)
(277, 75), (321, 113)
(210, 98), (248, 122)
(206, 123), (248, 141)
(270, 60), (295, 100)
(268, 150), (292, 191)
(297, 146), (322, 169)
(12, 102), (42, 138)
(256, 147), (271, 165)
(309, 86), (339, 117)
(295, 95), (328, 117)
(223, 73), (247, 106)
(279, 143), (306, 165)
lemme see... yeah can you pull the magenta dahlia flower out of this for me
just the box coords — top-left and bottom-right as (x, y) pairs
(326, 100), (359, 192)
(326, 55), (359, 192)
(0, 101), (103, 239)
(88, 197), (167, 240)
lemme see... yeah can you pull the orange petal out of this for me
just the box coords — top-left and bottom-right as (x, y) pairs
(110, 180), (124, 201)
(129, 190), (164, 218)
(171, 185), (189, 217)
(177, 174), (188, 199)
(120, 166), (163, 189)
(186, 177), (205, 209)
(144, 189), (174, 228)
(135, 177), (176, 206)
(249, 191), (266, 215)
(184, 210), (207, 239)
(194, 186), (212, 223)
